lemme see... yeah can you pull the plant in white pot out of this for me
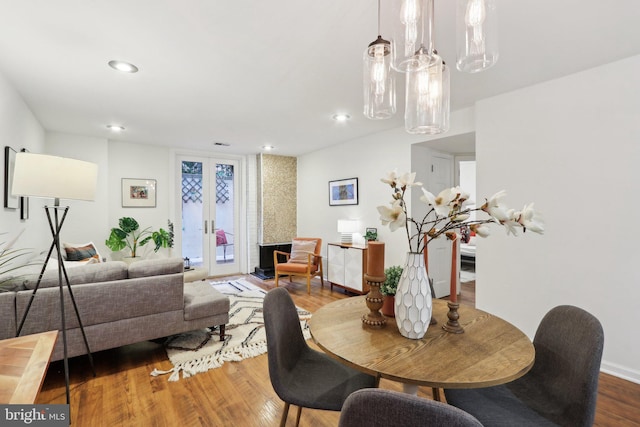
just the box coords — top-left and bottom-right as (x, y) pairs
(105, 217), (172, 263)
(380, 265), (402, 317)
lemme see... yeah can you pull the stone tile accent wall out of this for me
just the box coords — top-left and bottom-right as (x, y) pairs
(260, 154), (296, 243)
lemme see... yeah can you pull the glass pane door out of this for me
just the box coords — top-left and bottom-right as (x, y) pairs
(213, 162), (235, 266)
(180, 156), (239, 276)
(181, 160), (205, 267)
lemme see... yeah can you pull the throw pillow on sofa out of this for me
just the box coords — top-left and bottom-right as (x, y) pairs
(63, 242), (102, 262)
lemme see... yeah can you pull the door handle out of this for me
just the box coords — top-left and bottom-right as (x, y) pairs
(204, 220), (208, 234)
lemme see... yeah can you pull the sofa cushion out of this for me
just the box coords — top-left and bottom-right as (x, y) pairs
(183, 281), (230, 321)
(22, 261), (128, 290)
(128, 258), (184, 279)
(16, 271), (184, 332)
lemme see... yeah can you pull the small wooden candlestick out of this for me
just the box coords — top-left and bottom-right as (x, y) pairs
(442, 235), (463, 333)
(362, 273), (386, 328)
(442, 301), (464, 334)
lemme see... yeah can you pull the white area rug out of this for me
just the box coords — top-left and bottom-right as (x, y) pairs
(151, 278), (311, 381)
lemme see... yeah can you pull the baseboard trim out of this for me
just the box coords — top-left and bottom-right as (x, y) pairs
(601, 361), (640, 384)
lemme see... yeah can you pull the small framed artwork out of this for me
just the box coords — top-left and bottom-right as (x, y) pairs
(4, 146), (18, 209)
(329, 177), (358, 206)
(122, 178), (157, 208)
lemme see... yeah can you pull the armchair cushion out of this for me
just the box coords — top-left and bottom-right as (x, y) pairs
(277, 263), (317, 274)
(289, 240), (317, 264)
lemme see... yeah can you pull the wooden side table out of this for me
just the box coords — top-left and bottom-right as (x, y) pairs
(0, 330), (58, 404)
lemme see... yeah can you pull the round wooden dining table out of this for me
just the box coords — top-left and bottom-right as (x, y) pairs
(308, 296), (535, 393)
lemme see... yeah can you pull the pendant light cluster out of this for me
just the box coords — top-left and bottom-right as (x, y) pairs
(363, 0), (498, 135)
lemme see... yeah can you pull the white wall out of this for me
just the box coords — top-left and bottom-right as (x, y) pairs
(476, 54), (640, 382)
(297, 108), (474, 274)
(25, 131), (255, 267)
(107, 141), (173, 260)
(0, 71), (47, 252)
(41, 135), (173, 261)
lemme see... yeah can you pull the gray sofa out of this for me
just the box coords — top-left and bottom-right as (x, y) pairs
(0, 258), (229, 361)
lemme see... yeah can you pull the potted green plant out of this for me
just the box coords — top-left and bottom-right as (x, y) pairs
(364, 228), (378, 241)
(380, 265), (402, 317)
(105, 217), (172, 262)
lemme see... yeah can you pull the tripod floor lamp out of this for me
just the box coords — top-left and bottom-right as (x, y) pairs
(11, 152), (98, 405)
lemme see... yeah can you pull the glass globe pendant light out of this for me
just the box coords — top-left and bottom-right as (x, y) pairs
(364, 0), (396, 119)
(404, 0), (449, 134)
(388, 0), (430, 72)
(456, 0), (499, 73)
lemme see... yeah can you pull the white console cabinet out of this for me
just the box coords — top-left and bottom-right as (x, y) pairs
(327, 243), (369, 294)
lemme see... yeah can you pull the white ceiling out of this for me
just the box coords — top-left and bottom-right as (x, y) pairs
(0, 1), (639, 157)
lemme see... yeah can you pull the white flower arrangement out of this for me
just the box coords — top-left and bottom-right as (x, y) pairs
(377, 170), (544, 253)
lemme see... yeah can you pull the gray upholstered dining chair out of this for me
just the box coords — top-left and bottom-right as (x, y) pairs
(445, 305), (604, 427)
(339, 388), (483, 427)
(263, 287), (378, 427)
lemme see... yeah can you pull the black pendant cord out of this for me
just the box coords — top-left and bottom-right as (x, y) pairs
(16, 204), (96, 406)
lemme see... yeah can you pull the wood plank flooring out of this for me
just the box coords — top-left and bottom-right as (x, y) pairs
(35, 276), (640, 426)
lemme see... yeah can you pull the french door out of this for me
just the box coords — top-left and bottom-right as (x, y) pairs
(178, 155), (240, 276)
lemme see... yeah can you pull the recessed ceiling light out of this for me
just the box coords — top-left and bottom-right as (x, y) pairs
(107, 124), (125, 132)
(108, 60), (139, 73)
(333, 113), (351, 122)
(262, 145), (274, 151)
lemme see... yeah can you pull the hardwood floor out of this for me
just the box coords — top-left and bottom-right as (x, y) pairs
(36, 276), (640, 426)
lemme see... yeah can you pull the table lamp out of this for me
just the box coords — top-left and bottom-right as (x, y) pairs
(337, 219), (360, 244)
(11, 152), (98, 405)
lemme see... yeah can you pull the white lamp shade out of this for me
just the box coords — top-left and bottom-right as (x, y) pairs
(11, 152), (98, 201)
(338, 219), (360, 233)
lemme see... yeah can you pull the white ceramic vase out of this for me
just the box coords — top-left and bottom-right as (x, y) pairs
(394, 252), (433, 339)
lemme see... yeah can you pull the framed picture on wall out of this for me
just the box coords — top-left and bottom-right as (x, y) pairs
(329, 177), (358, 206)
(122, 178), (157, 208)
(4, 146), (18, 209)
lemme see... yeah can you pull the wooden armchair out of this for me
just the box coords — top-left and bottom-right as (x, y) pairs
(274, 238), (324, 295)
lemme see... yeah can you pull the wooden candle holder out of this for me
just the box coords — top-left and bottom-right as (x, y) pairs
(362, 273), (386, 328)
(442, 301), (464, 334)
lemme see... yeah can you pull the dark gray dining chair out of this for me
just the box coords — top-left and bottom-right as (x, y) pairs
(263, 287), (378, 427)
(339, 388), (483, 427)
(445, 305), (604, 427)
